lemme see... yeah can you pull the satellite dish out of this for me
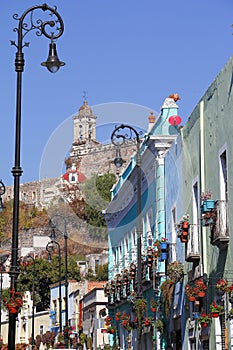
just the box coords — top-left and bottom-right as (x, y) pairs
(168, 115), (182, 126)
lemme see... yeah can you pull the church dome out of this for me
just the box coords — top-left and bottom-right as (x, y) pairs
(78, 100), (92, 117)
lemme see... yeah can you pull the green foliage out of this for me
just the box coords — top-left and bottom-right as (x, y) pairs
(85, 263), (108, 281)
(80, 173), (116, 241)
(95, 263), (108, 281)
(17, 256), (81, 311)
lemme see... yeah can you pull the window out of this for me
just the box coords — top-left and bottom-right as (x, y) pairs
(171, 207), (177, 261)
(219, 148), (227, 201)
(40, 325), (44, 335)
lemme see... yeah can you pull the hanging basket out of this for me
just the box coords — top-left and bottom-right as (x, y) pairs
(188, 296), (195, 302)
(202, 200), (215, 212)
(211, 313), (219, 318)
(7, 305), (18, 314)
(182, 221), (189, 229)
(201, 322), (209, 328)
(160, 242), (168, 250)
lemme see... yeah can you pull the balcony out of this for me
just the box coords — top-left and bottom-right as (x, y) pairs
(185, 224), (200, 262)
(211, 200), (229, 247)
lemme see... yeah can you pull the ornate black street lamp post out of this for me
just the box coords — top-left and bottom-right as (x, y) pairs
(8, 5), (65, 350)
(111, 124), (143, 350)
(46, 236), (62, 333)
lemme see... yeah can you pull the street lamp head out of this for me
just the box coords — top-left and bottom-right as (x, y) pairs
(114, 146), (126, 169)
(41, 41), (65, 73)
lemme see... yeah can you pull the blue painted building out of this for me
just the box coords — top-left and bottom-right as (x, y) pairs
(105, 94), (180, 349)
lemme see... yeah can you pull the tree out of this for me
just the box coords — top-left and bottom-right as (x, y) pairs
(80, 173), (116, 241)
(17, 256), (81, 311)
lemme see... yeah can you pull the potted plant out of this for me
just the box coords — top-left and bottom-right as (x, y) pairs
(121, 312), (130, 321)
(3, 290), (23, 314)
(107, 325), (116, 334)
(115, 311), (121, 321)
(210, 302), (224, 318)
(134, 298), (147, 314)
(143, 317), (152, 327)
(105, 315), (112, 326)
(216, 279), (229, 294)
(167, 261), (184, 283)
(201, 191), (215, 212)
(194, 278), (207, 297)
(202, 210), (216, 226)
(198, 313), (211, 328)
(201, 190), (212, 201)
(154, 319), (164, 333)
(121, 319), (133, 332)
(185, 284), (196, 302)
(160, 237), (168, 250)
(150, 298), (158, 312)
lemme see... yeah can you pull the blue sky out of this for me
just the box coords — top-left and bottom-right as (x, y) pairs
(1, 0), (233, 186)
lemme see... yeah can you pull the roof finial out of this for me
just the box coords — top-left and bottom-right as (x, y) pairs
(82, 90), (88, 102)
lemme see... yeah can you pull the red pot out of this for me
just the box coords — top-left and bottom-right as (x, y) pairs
(188, 296), (195, 302)
(212, 313), (219, 318)
(180, 236), (188, 243)
(151, 307), (157, 312)
(7, 306), (18, 314)
(201, 322), (208, 328)
(198, 292), (206, 298)
(183, 221), (189, 229)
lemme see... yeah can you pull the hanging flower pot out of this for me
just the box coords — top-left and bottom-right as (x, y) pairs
(160, 241), (168, 250)
(159, 252), (167, 261)
(151, 307), (157, 312)
(182, 230), (188, 237)
(201, 322), (209, 328)
(189, 296), (196, 302)
(7, 305), (18, 314)
(210, 301), (224, 318)
(203, 199), (215, 212)
(180, 234), (188, 243)
(198, 291), (206, 298)
(182, 221), (189, 229)
(198, 312), (211, 327)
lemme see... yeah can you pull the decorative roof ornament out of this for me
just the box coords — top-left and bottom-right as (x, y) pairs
(161, 93), (181, 109)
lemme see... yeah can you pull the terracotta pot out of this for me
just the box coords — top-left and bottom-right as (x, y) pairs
(211, 313), (219, 318)
(182, 230), (188, 236)
(7, 305), (18, 314)
(180, 236), (188, 243)
(201, 322), (208, 328)
(151, 307), (157, 312)
(183, 221), (189, 229)
(188, 296), (195, 302)
(115, 317), (120, 321)
(198, 291), (206, 298)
